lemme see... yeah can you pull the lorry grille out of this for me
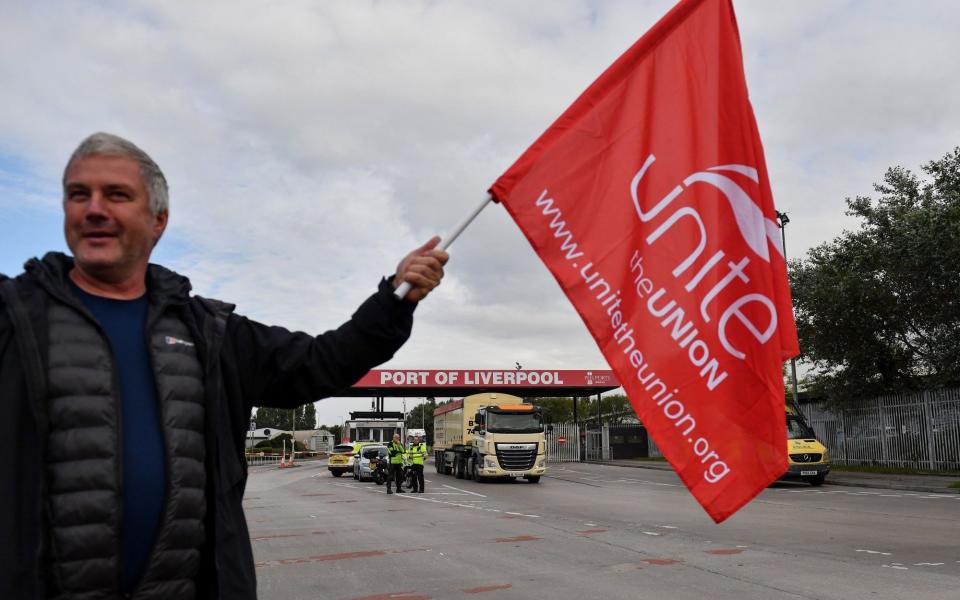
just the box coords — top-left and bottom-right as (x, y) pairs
(790, 453), (822, 463)
(496, 443), (538, 470)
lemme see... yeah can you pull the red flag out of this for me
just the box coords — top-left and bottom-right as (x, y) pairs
(490, 0), (798, 523)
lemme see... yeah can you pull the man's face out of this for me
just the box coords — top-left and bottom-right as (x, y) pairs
(414, 436), (421, 444)
(393, 435), (400, 443)
(63, 154), (167, 281)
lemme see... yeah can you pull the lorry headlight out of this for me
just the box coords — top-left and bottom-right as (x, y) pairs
(822, 449), (831, 463)
(485, 456), (498, 468)
(537, 459), (545, 468)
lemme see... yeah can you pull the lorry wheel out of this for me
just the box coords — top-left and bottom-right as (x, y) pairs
(332, 471), (342, 477)
(525, 476), (541, 483)
(443, 462), (453, 476)
(464, 457), (474, 480)
(472, 459), (483, 482)
(455, 458), (465, 479)
(807, 474), (826, 487)
(435, 454), (442, 473)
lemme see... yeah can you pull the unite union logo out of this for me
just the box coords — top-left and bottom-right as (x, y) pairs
(626, 152), (782, 364)
(630, 154), (783, 264)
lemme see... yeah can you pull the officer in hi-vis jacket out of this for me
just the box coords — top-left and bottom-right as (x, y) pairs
(386, 433), (406, 494)
(407, 434), (428, 493)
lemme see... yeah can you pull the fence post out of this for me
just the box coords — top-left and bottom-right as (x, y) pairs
(575, 423), (582, 463)
(877, 397), (887, 465)
(839, 409), (848, 464)
(602, 424), (610, 461)
(922, 390), (936, 470)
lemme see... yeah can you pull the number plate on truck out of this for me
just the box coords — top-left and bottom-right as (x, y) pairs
(508, 472), (525, 477)
(801, 470), (818, 476)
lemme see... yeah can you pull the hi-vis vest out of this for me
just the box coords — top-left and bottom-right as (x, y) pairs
(388, 441), (405, 464)
(407, 443), (427, 465)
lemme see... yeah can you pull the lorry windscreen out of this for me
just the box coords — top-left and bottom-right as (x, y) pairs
(487, 411), (543, 433)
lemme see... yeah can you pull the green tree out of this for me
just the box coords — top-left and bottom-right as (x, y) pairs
(406, 398), (437, 445)
(576, 394), (635, 425)
(529, 395), (636, 424)
(254, 404), (317, 431)
(252, 406), (288, 430)
(255, 432), (304, 451)
(324, 424), (342, 444)
(531, 397), (576, 423)
(790, 148), (960, 402)
(295, 403), (316, 430)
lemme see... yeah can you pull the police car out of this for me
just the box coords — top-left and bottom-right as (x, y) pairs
(327, 443), (357, 477)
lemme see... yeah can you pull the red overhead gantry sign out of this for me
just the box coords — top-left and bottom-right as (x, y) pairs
(344, 369), (621, 398)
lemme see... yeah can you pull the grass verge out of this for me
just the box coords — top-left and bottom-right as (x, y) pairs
(831, 464), (960, 477)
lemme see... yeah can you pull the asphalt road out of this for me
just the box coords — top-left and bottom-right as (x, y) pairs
(246, 460), (958, 600)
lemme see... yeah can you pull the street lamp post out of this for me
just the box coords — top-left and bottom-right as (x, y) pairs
(776, 211), (800, 407)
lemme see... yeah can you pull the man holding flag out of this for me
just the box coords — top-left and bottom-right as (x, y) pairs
(0, 132), (448, 598)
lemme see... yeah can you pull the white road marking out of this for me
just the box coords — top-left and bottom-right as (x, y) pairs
(442, 484), (486, 498)
(913, 562), (944, 566)
(642, 531), (660, 536)
(658, 525), (678, 529)
(883, 564), (909, 570)
(856, 549), (892, 556)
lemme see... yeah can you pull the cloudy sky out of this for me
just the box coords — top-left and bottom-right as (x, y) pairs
(2, 0), (959, 427)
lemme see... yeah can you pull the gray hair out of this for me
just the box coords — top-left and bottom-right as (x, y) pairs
(63, 132), (169, 215)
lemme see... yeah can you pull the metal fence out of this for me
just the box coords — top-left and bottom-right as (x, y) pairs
(546, 423), (614, 462)
(245, 454), (285, 466)
(800, 388), (960, 470)
(546, 423), (581, 463)
(583, 426), (611, 462)
(548, 389), (960, 470)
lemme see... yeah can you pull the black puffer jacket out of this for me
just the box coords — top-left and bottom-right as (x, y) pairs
(0, 253), (417, 599)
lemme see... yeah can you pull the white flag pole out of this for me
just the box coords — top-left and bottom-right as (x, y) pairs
(393, 194), (493, 299)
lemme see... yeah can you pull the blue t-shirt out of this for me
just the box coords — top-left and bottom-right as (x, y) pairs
(70, 282), (167, 594)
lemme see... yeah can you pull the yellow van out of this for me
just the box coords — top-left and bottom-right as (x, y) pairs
(783, 405), (831, 486)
